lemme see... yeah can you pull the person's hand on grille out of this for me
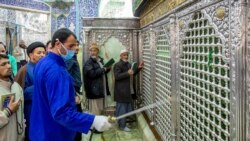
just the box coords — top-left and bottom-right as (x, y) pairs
(138, 61), (144, 69)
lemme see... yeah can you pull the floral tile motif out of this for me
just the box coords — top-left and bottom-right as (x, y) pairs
(0, 0), (50, 11)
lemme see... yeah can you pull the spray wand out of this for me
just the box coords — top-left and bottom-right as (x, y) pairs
(107, 96), (171, 123)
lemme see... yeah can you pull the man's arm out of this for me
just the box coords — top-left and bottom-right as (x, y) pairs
(0, 96), (21, 128)
(46, 72), (95, 133)
(134, 61), (144, 75)
(114, 63), (130, 81)
(0, 110), (10, 128)
(84, 61), (105, 79)
(24, 85), (34, 101)
(14, 65), (27, 89)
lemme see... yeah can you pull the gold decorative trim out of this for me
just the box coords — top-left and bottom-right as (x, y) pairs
(139, 0), (187, 27)
(140, 0), (164, 19)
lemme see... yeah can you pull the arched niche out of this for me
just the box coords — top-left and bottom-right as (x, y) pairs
(99, 37), (126, 107)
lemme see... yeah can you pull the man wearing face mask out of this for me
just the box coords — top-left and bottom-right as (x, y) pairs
(114, 49), (144, 132)
(29, 28), (112, 141)
(83, 43), (111, 115)
(15, 42), (46, 141)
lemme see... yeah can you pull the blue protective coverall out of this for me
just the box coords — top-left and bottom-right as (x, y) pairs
(29, 52), (95, 141)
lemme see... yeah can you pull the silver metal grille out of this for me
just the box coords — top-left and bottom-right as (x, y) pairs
(179, 12), (230, 141)
(247, 11), (250, 141)
(154, 26), (173, 140)
(141, 31), (153, 119)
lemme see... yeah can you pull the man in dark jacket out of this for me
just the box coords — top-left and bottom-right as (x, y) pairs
(114, 49), (144, 132)
(83, 43), (110, 115)
(65, 40), (82, 141)
(65, 40), (82, 94)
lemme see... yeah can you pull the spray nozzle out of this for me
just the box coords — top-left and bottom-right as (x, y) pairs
(107, 116), (117, 123)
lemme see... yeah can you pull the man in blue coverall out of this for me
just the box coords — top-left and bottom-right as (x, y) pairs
(29, 28), (112, 141)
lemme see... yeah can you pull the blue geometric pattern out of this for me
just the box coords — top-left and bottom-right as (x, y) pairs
(57, 15), (67, 28)
(51, 15), (57, 34)
(78, 0), (99, 42)
(51, 1), (76, 35)
(0, 0), (100, 41)
(0, 0), (50, 11)
(68, 11), (76, 27)
(51, 0), (99, 42)
(80, 0), (99, 17)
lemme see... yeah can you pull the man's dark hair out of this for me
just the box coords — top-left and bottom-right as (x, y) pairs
(51, 28), (76, 48)
(46, 40), (51, 47)
(0, 54), (9, 60)
(76, 40), (79, 44)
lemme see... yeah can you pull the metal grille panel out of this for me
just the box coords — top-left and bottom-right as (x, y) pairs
(142, 32), (153, 119)
(247, 11), (250, 141)
(154, 26), (173, 140)
(179, 12), (230, 141)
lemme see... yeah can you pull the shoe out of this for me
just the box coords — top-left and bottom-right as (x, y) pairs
(122, 126), (131, 132)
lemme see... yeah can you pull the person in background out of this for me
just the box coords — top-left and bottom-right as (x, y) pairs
(83, 43), (111, 115)
(0, 54), (25, 141)
(0, 42), (17, 76)
(65, 40), (83, 141)
(45, 40), (52, 54)
(13, 40), (28, 70)
(114, 49), (144, 132)
(15, 42), (46, 141)
(29, 28), (111, 141)
(65, 40), (82, 94)
(75, 40), (80, 54)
